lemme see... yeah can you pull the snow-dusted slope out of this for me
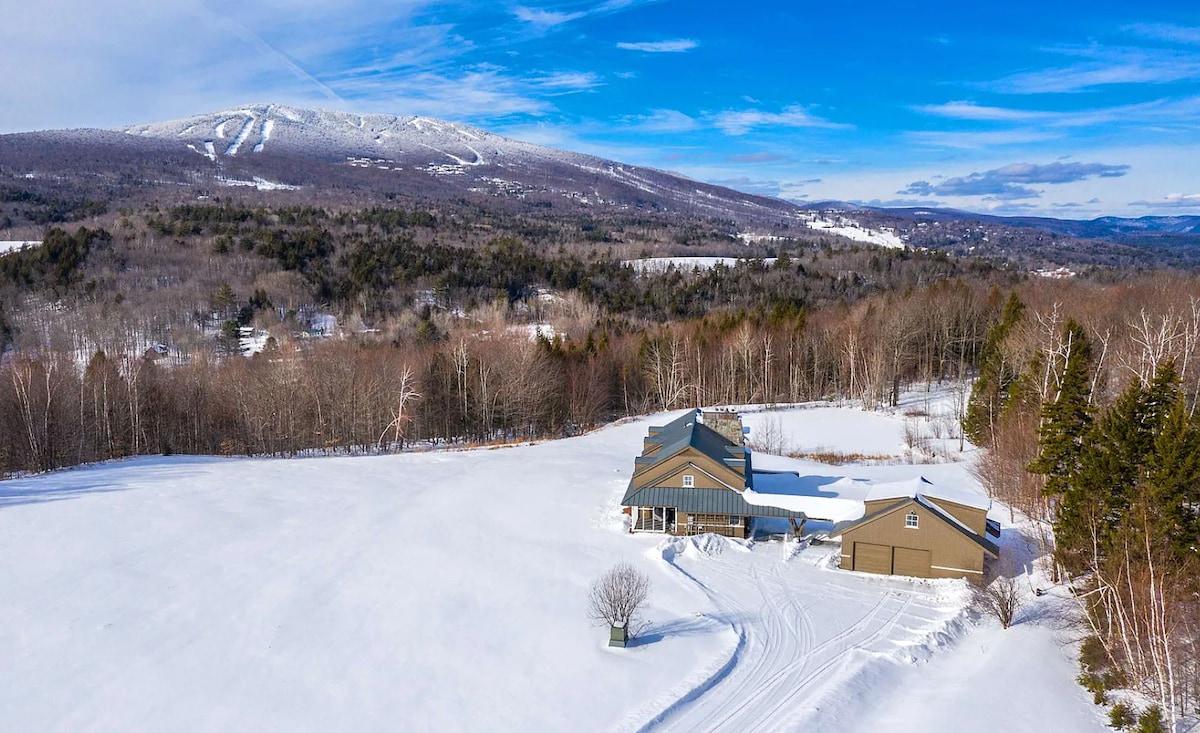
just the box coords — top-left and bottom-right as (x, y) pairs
(120, 104), (576, 169)
(110, 104), (806, 220)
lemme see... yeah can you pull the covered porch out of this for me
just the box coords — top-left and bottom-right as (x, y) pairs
(626, 486), (808, 540)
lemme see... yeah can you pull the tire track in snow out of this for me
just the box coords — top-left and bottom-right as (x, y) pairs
(639, 545), (921, 733)
(734, 593), (914, 732)
(625, 548), (751, 733)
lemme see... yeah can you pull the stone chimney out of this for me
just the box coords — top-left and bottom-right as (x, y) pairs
(701, 409), (744, 446)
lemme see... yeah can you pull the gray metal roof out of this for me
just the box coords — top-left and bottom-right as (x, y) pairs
(637, 410), (751, 487)
(622, 485), (807, 519)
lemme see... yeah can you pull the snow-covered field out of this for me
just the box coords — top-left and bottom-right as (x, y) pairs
(0, 240), (40, 255)
(624, 256), (777, 273)
(0, 394), (1105, 732)
(803, 215), (905, 249)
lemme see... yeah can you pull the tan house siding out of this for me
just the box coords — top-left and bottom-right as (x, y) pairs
(924, 498), (988, 536)
(864, 499), (896, 516)
(840, 502), (987, 582)
(652, 464), (734, 490)
(633, 450), (743, 490)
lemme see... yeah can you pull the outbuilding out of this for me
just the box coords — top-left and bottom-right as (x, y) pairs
(829, 477), (1000, 583)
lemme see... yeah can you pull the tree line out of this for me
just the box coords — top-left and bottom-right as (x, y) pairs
(965, 283), (1200, 729)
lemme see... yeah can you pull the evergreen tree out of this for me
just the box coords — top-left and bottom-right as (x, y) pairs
(1143, 371), (1200, 557)
(965, 293), (1027, 447)
(1055, 360), (1196, 568)
(1028, 319), (1093, 498)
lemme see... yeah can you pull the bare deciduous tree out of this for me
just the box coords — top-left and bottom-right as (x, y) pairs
(976, 575), (1023, 629)
(587, 562), (651, 636)
(749, 415), (788, 455)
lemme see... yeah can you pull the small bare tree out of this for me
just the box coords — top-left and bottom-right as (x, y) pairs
(976, 575), (1023, 629)
(588, 562), (651, 636)
(749, 415), (788, 455)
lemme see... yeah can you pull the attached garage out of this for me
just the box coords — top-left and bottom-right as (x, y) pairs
(853, 542), (892, 575)
(892, 547), (932, 578)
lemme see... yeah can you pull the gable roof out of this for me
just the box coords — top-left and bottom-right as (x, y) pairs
(863, 476), (991, 512)
(830, 496), (999, 557)
(634, 410), (749, 482)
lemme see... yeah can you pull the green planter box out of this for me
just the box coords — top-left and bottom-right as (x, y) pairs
(609, 623), (628, 648)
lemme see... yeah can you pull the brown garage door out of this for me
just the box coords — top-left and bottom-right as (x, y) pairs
(893, 547), (932, 578)
(854, 542), (892, 575)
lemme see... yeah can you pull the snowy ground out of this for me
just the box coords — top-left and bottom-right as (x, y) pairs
(0, 393), (1105, 732)
(0, 240), (40, 255)
(623, 256), (777, 273)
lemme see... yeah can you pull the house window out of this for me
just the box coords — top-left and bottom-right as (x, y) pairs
(682, 474), (695, 488)
(905, 512), (919, 529)
(729, 515), (741, 527)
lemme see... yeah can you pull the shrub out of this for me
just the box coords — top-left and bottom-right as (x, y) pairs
(1136, 705), (1166, 733)
(1079, 672), (1107, 704)
(1080, 636), (1109, 673)
(1108, 702), (1135, 730)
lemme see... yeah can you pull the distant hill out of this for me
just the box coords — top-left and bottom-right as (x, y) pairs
(1, 103), (798, 223)
(2, 104), (1199, 268)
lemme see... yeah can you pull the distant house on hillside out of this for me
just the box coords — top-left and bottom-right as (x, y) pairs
(829, 477), (1000, 583)
(621, 410), (807, 539)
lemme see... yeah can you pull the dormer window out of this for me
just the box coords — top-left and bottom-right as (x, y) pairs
(905, 512), (919, 529)
(683, 474), (695, 488)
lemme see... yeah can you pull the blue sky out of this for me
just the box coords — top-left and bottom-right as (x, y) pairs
(4, 0), (1199, 216)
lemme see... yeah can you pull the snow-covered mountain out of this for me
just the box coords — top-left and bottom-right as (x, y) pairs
(98, 103), (795, 221)
(121, 104), (586, 167)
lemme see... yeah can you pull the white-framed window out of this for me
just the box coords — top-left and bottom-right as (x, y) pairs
(905, 512), (919, 529)
(728, 515), (741, 527)
(682, 474), (695, 488)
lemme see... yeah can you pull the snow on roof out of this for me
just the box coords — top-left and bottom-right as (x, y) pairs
(743, 472), (869, 522)
(743, 471), (989, 522)
(864, 476), (991, 511)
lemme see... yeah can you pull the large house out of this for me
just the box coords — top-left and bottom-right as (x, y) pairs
(620, 410), (807, 539)
(623, 409), (1000, 582)
(829, 477), (1000, 582)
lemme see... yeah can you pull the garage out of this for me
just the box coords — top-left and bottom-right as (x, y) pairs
(892, 547), (932, 578)
(853, 542), (892, 575)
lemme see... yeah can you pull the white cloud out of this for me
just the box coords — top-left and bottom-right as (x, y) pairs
(1129, 193), (1200, 208)
(904, 129), (1058, 149)
(528, 71), (604, 92)
(1124, 23), (1200, 46)
(616, 39), (697, 53)
(915, 97), (1200, 129)
(710, 105), (850, 135)
(514, 0), (650, 29)
(513, 6), (586, 27)
(621, 109), (698, 133)
(914, 102), (1051, 122)
(985, 46), (1200, 94)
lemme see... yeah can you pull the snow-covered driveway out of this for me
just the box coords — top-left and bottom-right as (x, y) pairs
(624, 537), (968, 732)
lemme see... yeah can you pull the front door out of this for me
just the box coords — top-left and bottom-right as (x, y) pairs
(665, 508), (677, 532)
